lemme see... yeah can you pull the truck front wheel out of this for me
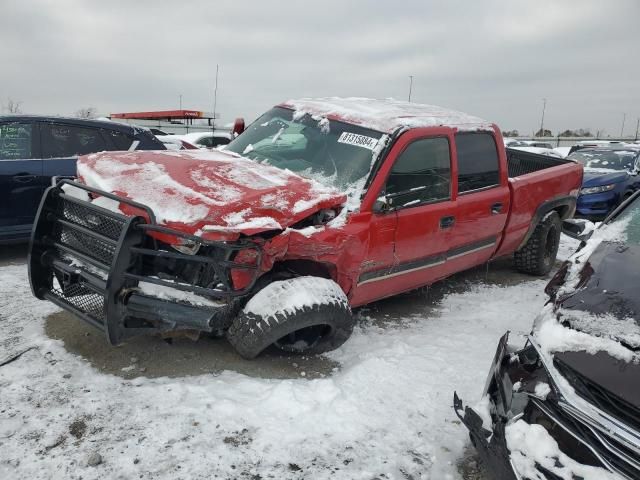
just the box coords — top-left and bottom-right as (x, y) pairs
(226, 276), (354, 359)
(514, 211), (562, 276)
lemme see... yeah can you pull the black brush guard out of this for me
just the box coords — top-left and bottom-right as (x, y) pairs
(28, 180), (262, 345)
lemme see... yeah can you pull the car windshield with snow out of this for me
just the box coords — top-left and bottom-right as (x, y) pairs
(225, 106), (385, 193)
(454, 192), (640, 480)
(28, 97), (582, 360)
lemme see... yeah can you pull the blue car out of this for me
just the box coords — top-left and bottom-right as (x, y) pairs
(0, 116), (165, 244)
(568, 146), (640, 219)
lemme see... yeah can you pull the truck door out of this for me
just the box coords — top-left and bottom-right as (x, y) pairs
(0, 120), (43, 229)
(352, 130), (455, 304)
(445, 132), (509, 274)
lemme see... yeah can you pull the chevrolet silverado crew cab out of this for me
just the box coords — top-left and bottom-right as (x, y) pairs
(28, 98), (583, 358)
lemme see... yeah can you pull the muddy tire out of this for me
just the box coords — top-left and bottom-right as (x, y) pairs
(226, 276), (354, 359)
(514, 211), (562, 276)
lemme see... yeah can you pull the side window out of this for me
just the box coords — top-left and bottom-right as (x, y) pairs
(41, 124), (108, 158)
(0, 122), (34, 160)
(211, 137), (230, 147)
(106, 130), (135, 151)
(197, 137), (213, 148)
(455, 133), (500, 193)
(386, 137), (451, 206)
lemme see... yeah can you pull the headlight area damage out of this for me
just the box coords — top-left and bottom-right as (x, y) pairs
(28, 180), (266, 345)
(453, 332), (639, 480)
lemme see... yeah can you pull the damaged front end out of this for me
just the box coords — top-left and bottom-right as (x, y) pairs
(454, 332), (640, 480)
(28, 180), (263, 345)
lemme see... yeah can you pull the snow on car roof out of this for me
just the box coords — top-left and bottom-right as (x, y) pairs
(281, 97), (494, 134)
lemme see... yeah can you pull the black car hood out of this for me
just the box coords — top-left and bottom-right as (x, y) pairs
(554, 350), (640, 414)
(554, 240), (640, 419)
(559, 241), (639, 334)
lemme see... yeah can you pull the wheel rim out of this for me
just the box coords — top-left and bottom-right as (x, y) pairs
(544, 225), (559, 264)
(274, 324), (332, 353)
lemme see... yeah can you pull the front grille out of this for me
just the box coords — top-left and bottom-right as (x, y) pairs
(541, 400), (640, 479)
(50, 280), (106, 323)
(554, 359), (640, 433)
(51, 196), (126, 267)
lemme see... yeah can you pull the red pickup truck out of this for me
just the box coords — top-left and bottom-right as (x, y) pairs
(28, 98), (582, 358)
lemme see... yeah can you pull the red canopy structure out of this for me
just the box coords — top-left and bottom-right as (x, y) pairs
(110, 110), (218, 126)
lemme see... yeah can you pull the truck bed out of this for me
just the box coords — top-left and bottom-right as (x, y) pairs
(495, 149), (583, 257)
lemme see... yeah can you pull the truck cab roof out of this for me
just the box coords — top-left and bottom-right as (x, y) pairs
(280, 97), (494, 134)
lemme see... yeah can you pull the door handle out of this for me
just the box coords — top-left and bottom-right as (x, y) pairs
(13, 174), (37, 183)
(440, 216), (455, 229)
(491, 203), (503, 214)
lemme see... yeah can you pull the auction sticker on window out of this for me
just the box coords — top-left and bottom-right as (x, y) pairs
(337, 132), (379, 150)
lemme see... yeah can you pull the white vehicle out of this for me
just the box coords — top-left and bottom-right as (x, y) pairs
(179, 131), (233, 149)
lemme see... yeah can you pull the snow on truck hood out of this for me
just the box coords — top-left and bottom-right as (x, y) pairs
(77, 150), (346, 240)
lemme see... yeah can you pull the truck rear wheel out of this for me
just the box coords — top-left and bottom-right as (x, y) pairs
(514, 211), (562, 276)
(226, 276), (354, 359)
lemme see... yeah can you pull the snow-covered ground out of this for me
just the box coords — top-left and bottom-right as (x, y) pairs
(0, 237), (580, 480)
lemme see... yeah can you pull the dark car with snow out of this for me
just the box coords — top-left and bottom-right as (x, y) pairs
(0, 116), (165, 243)
(454, 192), (640, 479)
(28, 98), (582, 359)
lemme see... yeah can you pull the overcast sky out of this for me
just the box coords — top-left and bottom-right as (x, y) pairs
(2, 0), (639, 136)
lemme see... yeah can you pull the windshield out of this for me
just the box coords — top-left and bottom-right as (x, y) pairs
(605, 193), (640, 245)
(226, 107), (384, 193)
(568, 149), (638, 172)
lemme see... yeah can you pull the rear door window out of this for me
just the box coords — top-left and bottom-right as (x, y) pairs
(0, 122), (35, 160)
(41, 123), (108, 158)
(105, 129), (135, 151)
(455, 133), (500, 193)
(386, 137), (451, 207)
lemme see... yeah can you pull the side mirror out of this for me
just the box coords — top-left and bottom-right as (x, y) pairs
(232, 117), (245, 137)
(372, 195), (392, 214)
(562, 218), (595, 241)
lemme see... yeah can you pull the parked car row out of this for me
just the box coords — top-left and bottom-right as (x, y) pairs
(455, 191), (640, 480)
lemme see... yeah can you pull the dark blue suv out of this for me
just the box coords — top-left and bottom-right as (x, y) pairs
(0, 116), (165, 243)
(568, 146), (640, 219)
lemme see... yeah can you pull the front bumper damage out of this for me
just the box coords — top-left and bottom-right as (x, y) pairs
(28, 180), (262, 345)
(454, 333), (640, 480)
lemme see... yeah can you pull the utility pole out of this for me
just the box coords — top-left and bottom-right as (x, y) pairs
(408, 76), (413, 102)
(539, 98), (547, 137)
(620, 113), (626, 138)
(635, 117), (639, 141)
(179, 94), (182, 111)
(212, 64), (219, 133)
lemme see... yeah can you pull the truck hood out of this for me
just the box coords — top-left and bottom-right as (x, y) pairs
(582, 169), (628, 187)
(77, 150), (347, 241)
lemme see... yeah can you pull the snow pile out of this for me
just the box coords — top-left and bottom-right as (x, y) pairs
(559, 309), (640, 350)
(284, 97), (493, 133)
(137, 281), (223, 308)
(505, 419), (621, 480)
(243, 276), (348, 318)
(534, 304), (637, 363)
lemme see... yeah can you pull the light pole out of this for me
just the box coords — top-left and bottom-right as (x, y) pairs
(539, 98), (547, 137)
(620, 113), (626, 138)
(408, 76), (413, 103)
(212, 64), (219, 133)
(179, 94), (182, 111)
(635, 117), (639, 141)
